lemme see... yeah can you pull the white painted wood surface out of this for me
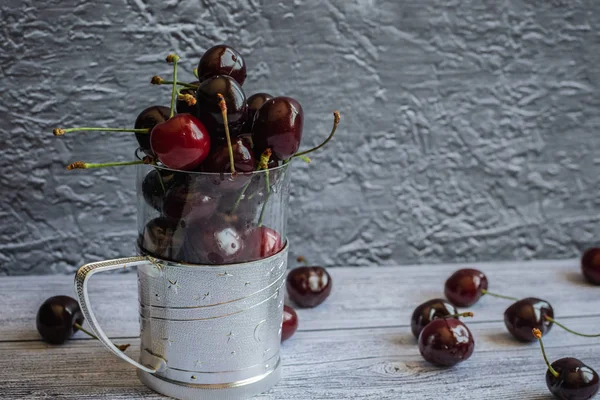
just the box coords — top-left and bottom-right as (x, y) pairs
(1, 259), (599, 399)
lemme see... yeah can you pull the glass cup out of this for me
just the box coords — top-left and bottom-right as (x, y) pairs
(74, 156), (291, 400)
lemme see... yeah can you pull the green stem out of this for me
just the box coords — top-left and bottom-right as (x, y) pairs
(230, 179), (252, 214)
(161, 80), (198, 89)
(445, 312), (474, 319)
(546, 316), (600, 337)
(193, 68), (199, 79)
(67, 160), (144, 170)
(53, 127), (148, 136)
(168, 55), (180, 118)
(481, 289), (518, 301)
(291, 110), (340, 159)
(534, 330), (559, 378)
(257, 170), (270, 227)
(217, 93), (236, 174)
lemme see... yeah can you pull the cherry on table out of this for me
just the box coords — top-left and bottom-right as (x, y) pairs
(197, 45), (247, 86)
(134, 105), (170, 155)
(444, 268), (488, 307)
(503, 297), (553, 342)
(418, 317), (475, 367)
(411, 298), (458, 339)
(36, 295), (84, 344)
(533, 328), (599, 400)
(252, 96), (303, 161)
(150, 113), (211, 171)
(581, 247), (600, 285)
(281, 305), (298, 342)
(286, 260), (331, 308)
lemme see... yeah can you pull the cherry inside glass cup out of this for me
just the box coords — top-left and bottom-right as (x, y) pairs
(136, 149), (290, 264)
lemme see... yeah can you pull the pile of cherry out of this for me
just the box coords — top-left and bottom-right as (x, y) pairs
(413, 247), (600, 400)
(53, 44), (340, 265)
(36, 257), (331, 352)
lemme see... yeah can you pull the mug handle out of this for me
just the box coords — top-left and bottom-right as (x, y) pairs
(74, 256), (166, 374)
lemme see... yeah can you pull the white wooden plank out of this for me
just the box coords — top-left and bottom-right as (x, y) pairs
(0, 259), (593, 341)
(2, 316), (600, 399)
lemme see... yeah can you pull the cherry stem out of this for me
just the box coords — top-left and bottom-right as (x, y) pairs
(445, 311), (474, 319)
(291, 110), (340, 159)
(217, 93), (236, 174)
(166, 54), (180, 118)
(480, 289), (518, 301)
(257, 149), (273, 227)
(230, 180), (252, 214)
(73, 323), (130, 352)
(545, 316), (600, 337)
(533, 328), (559, 378)
(53, 127), (148, 136)
(193, 68), (199, 79)
(297, 256), (309, 266)
(66, 160), (145, 170)
(151, 76), (197, 89)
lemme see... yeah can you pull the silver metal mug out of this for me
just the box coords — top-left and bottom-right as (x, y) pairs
(74, 160), (291, 399)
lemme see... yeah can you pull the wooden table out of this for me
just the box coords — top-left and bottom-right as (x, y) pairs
(1, 259), (598, 399)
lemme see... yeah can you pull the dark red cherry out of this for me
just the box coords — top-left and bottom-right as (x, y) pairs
(286, 266), (332, 308)
(243, 92), (273, 132)
(180, 216), (245, 265)
(281, 305), (298, 342)
(138, 217), (185, 261)
(243, 226), (283, 261)
(581, 247), (600, 285)
(202, 136), (255, 173)
(418, 318), (475, 367)
(150, 114), (211, 171)
(546, 358), (599, 400)
(197, 45), (247, 86)
(134, 105), (170, 155)
(444, 268), (488, 307)
(176, 81), (200, 115)
(411, 298), (458, 339)
(252, 96), (303, 160)
(504, 297), (553, 342)
(36, 296), (84, 344)
(161, 177), (219, 221)
(142, 169), (175, 211)
(195, 75), (247, 136)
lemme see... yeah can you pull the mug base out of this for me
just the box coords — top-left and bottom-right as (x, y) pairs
(137, 358), (281, 400)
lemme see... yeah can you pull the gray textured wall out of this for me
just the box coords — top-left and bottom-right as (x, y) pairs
(1, 0), (599, 275)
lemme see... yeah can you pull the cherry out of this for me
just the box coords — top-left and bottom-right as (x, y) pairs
(534, 328), (599, 400)
(179, 215), (245, 264)
(252, 96), (303, 161)
(150, 113), (211, 171)
(242, 226), (283, 262)
(134, 106), (171, 155)
(286, 259), (332, 308)
(444, 268), (488, 307)
(176, 81), (200, 115)
(281, 305), (298, 342)
(197, 45), (247, 86)
(581, 247), (600, 285)
(418, 316), (475, 367)
(142, 169), (175, 211)
(411, 298), (458, 339)
(504, 297), (553, 342)
(202, 136), (255, 174)
(195, 75), (247, 136)
(37, 296), (84, 344)
(139, 217), (185, 261)
(243, 92), (273, 132)
(161, 177), (219, 221)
